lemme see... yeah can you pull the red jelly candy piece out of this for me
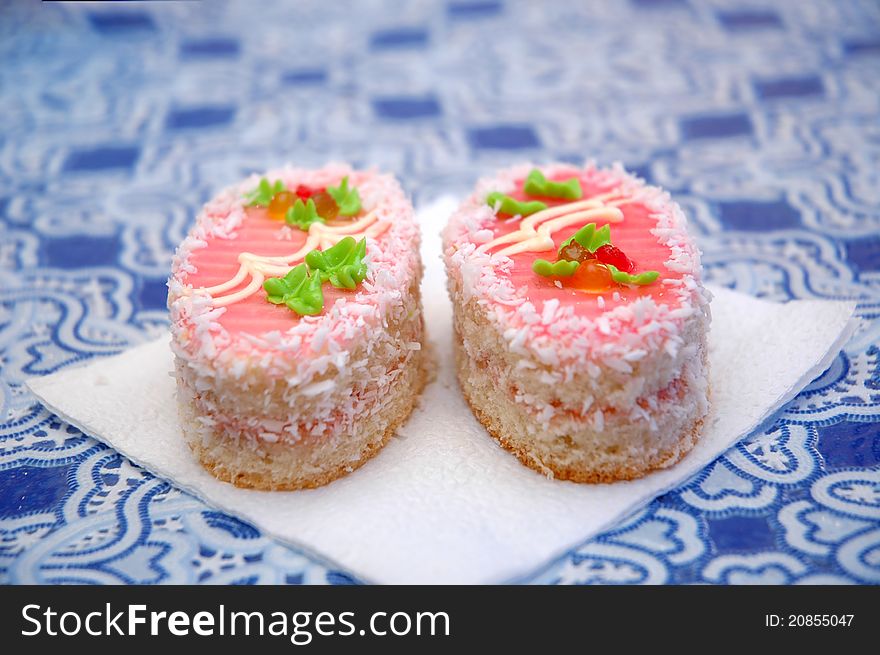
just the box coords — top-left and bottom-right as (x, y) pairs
(294, 185), (314, 199)
(594, 244), (635, 273)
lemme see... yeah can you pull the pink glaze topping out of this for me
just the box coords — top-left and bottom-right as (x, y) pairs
(168, 164), (420, 371)
(493, 178), (684, 319)
(443, 162), (709, 367)
(185, 207), (357, 335)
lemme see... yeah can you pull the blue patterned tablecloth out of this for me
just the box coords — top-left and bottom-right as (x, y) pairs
(1, 0), (879, 585)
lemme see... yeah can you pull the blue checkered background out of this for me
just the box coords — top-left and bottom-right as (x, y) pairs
(1, 0), (879, 584)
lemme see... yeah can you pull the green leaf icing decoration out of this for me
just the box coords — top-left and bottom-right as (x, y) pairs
(285, 198), (326, 230)
(523, 169), (582, 200)
(558, 223), (611, 256)
(304, 236), (368, 290)
(606, 265), (660, 286)
(262, 263), (324, 316)
(533, 258), (579, 277)
(326, 176), (362, 216)
(486, 192), (547, 217)
(245, 178), (286, 207)
(263, 232), (369, 315)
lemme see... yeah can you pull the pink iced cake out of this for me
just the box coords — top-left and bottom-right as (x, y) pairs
(443, 163), (711, 482)
(168, 164), (425, 490)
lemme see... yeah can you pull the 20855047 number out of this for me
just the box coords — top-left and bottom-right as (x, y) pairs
(793, 614), (853, 627)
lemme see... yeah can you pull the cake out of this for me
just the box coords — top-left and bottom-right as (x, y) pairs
(442, 163), (711, 482)
(168, 164), (426, 490)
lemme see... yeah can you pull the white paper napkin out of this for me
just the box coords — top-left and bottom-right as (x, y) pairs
(27, 199), (857, 584)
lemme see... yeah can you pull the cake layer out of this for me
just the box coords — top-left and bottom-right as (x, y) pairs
(455, 341), (706, 482)
(178, 346), (428, 490)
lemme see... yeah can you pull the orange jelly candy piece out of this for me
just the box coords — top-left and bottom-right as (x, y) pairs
(310, 191), (339, 221)
(568, 259), (613, 293)
(267, 191), (296, 221)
